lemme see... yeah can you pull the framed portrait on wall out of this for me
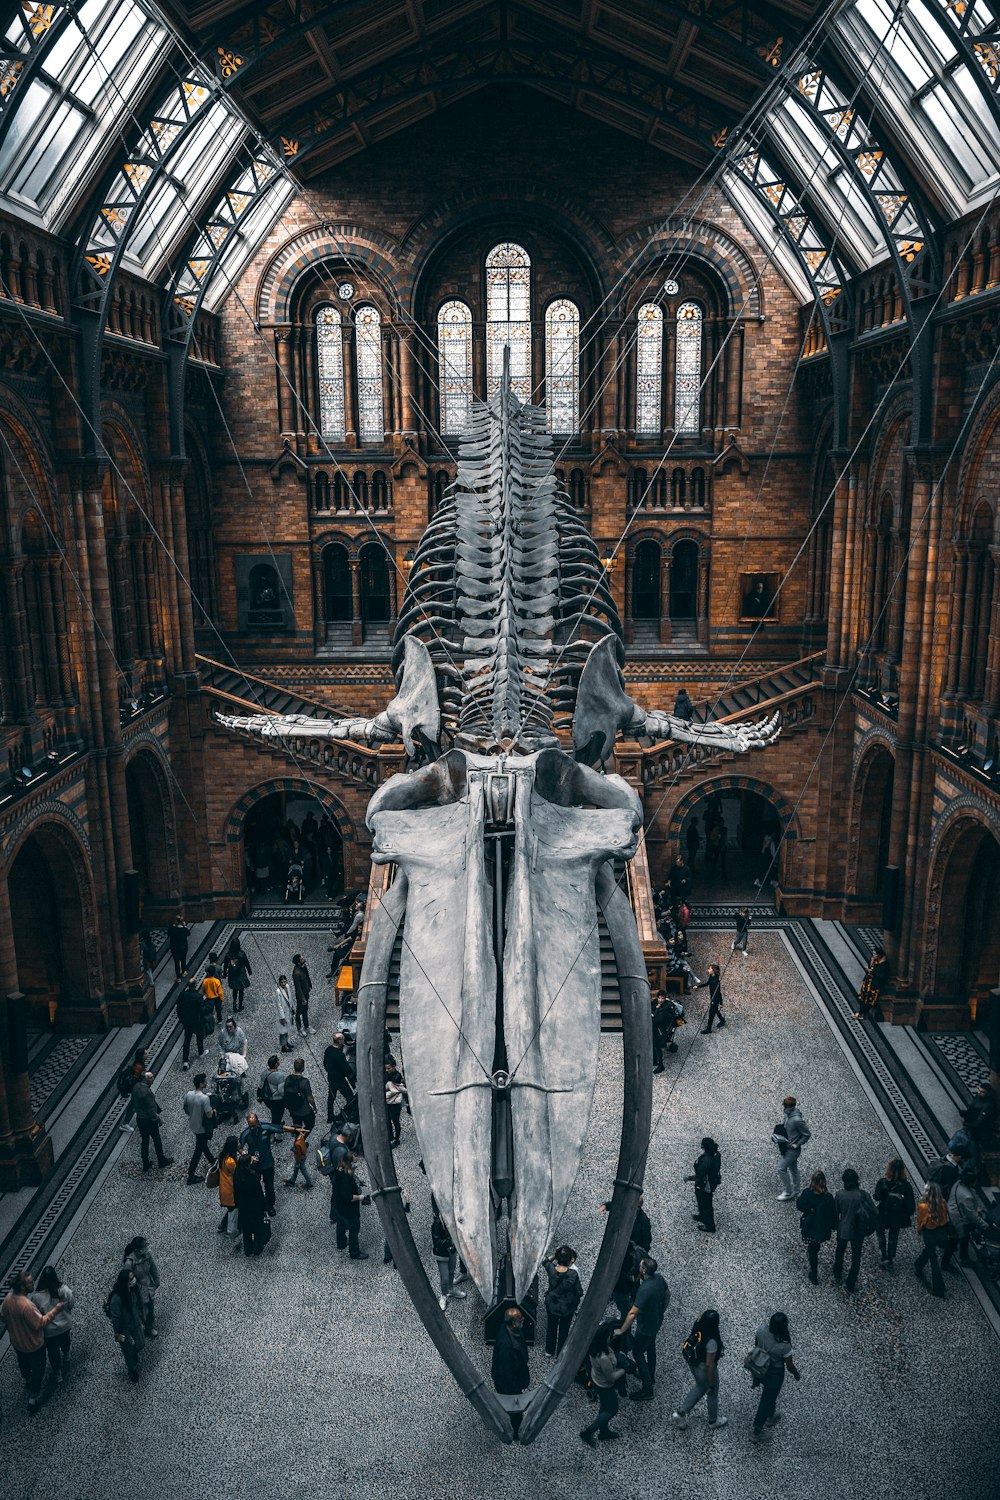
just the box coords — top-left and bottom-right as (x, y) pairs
(740, 572), (779, 622)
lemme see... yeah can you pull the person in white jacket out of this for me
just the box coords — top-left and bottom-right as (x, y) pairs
(275, 976), (293, 1053)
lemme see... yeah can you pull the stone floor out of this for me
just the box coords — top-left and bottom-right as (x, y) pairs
(3, 924), (999, 1500)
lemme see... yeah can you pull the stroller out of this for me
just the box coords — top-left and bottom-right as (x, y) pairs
(970, 1198), (1000, 1275)
(284, 861), (305, 903)
(210, 1056), (250, 1123)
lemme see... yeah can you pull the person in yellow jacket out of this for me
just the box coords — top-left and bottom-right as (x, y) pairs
(216, 1135), (240, 1237)
(202, 955), (225, 1026)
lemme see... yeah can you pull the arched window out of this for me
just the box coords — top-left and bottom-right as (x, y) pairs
(316, 306), (346, 442)
(323, 543), (352, 622)
(486, 242), (531, 401)
(438, 300), (473, 436)
(545, 298), (579, 434)
(636, 303), (663, 435)
(670, 540), (699, 619)
(674, 301), (703, 436)
(356, 305), (384, 443)
(359, 542), (391, 623)
(631, 540), (661, 620)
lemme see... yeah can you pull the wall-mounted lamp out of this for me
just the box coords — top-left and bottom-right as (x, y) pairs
(403, 548), (416, 571)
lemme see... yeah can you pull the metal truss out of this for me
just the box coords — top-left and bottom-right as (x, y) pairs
(0, 1), (75, 148)
(922, 0), (1000, 132)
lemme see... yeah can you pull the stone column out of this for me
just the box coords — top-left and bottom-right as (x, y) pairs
(274, 326), (295, 436)
(659, 548), (672, 644)
(944, 544), (970, 698)
(823, 466), (851, 674)
(982, 549), (1000, 713)
(350, 556), (362, 646)
(838, 471), (858, 666)
(3, 561), (34, 717)
(696, 554), (710, 646)
(342, 325), (357, 444)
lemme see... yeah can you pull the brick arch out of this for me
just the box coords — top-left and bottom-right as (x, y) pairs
(847, 739), (895, 901)
(257, 223), (404, 324)
(226, 778), (357, 848)
(665, 773), (798, 844)
(3, 809), (104, 1010)
(0, 392), (58, 544)
(123, 738), (181, 902)
(866, 398), (911, 527)
(616, 218), (763, 321)
(923, 804), (1000, 997)
(956, 375), (1000, 537)
(101, 403), (152, 509)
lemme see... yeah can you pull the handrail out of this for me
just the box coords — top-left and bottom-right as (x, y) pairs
(196, 652), (345, 718)
(684, 650), (824, 719)
(637, 675), (819, 758)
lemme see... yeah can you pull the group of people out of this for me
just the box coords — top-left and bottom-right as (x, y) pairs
(245, 811), (343, 901)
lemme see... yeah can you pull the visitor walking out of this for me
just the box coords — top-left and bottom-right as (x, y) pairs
(292, 953), (313, 1034)
(616, 1255), (669, 1401)
(223, 934), (252, 1012)
(672, 1309), (727, 1430)
(694, 964), (726, 1032)
(796, 1171), (838, 1284)
(234, 1152), (270, 1257)
(106, 1266), (144, 1383)
(283, 1058), (317, 1130)
(275, 975), (293, 1053)
(30, 1266), (74, 1385)
(177, 977), (206, 1071)
(257, 1056), (288, 1126)
(217, 1015), (249, 1061)
(167, 915), (190, 981)
(201, 959), (225, 1025)
(914, 1182), (950, 1298)
(853, 947), (890, 1020)
(117, 1051), (147, 1134)
(579, 1323), (627, 1445)
(132, 1071), (174, 1172)
(542, 1246), (583, 1356)
(123, 1237), (160, 1338)
(183, 1073), (216, 1184)
(686, 1136), (722, 1233)
(385, 1063), (406, 1145)
(832, 1167), (877, 1293)
(732, 907), (751, 957)
(1, 1272), (63, 1410)
(285, 1125), (313, 1190)
(873, 1158), (915, 1270)
(216, 1134), (240, 1237)
(432, 1201), (466, 1310)
(748, 1311), (800, 1440)
(944, 1165), (982, 1270)
(774, 1096), (810, 1199)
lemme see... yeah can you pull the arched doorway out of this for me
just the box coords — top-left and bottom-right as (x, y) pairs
(670, 539), (699, 620)
(934, 824), (1000, 1006)
(7, 826), (95, 1025)
(678, 786), (784, 900)
(853, 748), (894, 905)
(631, 540), (661, 620)
(359, 543), (391, 638)
(125, 753), (174, 915)
(243, 789), (344, 904)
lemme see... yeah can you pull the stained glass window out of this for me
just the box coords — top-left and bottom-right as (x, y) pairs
(438, 300), (473, 436)
(356, 304), (383, 443)
(486, 242), (531, 401)
(674, 302), (703, 436)
(635, 302), (663, 436)
(545, 299), (579, 434)
(316, 305), (346, 442)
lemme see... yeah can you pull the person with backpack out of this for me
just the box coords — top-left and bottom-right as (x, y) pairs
(833, 1167), (878, 1292)
(177, 978), (206, 1071)
(686, 1136), (722, 1233)
(183, 1073), (216, 1184)
(106, 1266), (144, 1383)
(223, 934), (252, 1013)
(873, 1158), (915, 1271)
(796, 1171), (838, 1284)
(579, 1322), (628, 1446)
(167, 914), (190, 981)
(748, 1311), (800, 1440)
(123, 1237), (160, 1338)
(671, 1309), (727, 1430)
(257, 1056), (288, 1127)
(283, 1057), (317, 1130)
(542, 1245), (584, 1357)
(774, 1096), (811, 1200)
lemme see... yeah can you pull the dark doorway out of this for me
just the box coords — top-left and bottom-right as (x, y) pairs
(324, 543), (352, 622)
(125, 754), (173, 914)
(8, 829), (92, 1024)
(680, 787), (782, 902)
(243, 789), (344, 905)
(670, 539), (699, 619)
(631, 540), (661, 620)
(359, 544), (391, 624)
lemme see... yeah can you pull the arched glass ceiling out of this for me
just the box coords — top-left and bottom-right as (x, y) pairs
(0, 0), (165, 227)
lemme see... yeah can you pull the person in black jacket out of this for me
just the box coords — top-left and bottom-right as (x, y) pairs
(331, 1153), (369, 1259)
(686, 1137), (721, 1233)
(873, 1158), (915, 1270)
(542, 1245), (584, 1357)
(292, 953), (313, 1034)
(796, 1170), (838, 1284)
(323, 1032), (356, 1123)
(491, 1308), (530, 1396)
(694, 965), (725, 1032)
(732, 907), (751, 958)
(167, 915), (190, 981)
(233, 1153), (269, 1257)
(177, 978), (206, 1071)
(283, 1057), (317, 1129)
(223, 935), (253, 1013)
